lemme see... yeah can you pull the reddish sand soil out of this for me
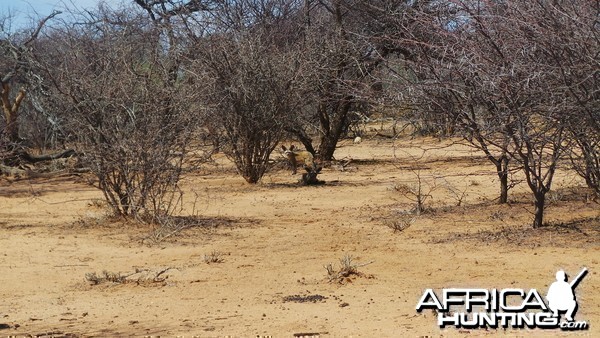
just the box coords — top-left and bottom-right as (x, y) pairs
(1, 137), (598, 337)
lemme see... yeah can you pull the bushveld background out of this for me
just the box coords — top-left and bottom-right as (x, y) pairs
(1, 0), (598, 336)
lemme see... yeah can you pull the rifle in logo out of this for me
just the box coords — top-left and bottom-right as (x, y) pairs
(546, 268), (588, 322)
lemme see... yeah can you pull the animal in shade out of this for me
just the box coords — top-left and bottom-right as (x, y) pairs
(281, 145), (315, 174)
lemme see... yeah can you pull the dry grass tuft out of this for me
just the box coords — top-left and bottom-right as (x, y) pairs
(324, 254), (373, 284)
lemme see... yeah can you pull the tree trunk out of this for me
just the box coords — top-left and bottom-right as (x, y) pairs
(533, 191), (546, 228)
(498, 156), (509, 204)
(317, 100), (351, 161)
(20, 149), (76, 163)
(287, 128), (316, 155)
(1, 83), (26, 144)
(318, 134), (338, 161)
(499, 173), (508, 204)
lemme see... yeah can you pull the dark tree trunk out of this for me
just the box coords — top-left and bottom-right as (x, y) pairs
(287, 128), (316, 155)
(498, 156), (509, 204)
(533, 191), (546, 228)
(20, 149), (76, 163)
(3, 149), (76, 167)
(318, 134), (338, 161)
(317, 100), (351, 161)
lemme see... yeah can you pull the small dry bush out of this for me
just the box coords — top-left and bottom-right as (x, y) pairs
(392, 171), (437, 215)
(46, 14), (200, 223)
(203, 250), (225, 264)
(140, 215), (242, 245)
(142, 215), (202, 244)
(325, 254), (372, 284)
(384, 215), (416, 233)
(85, 270), (127, 285)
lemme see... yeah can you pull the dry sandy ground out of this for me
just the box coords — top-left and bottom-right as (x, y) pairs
(0, 137), (598, 337)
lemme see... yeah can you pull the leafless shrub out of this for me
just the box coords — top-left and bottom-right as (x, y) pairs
(441, 179), (470, 207)
(190, 2), (303, 184)
(324, 254), (373, 284)
(378, 0), (597, 227)
(285, 0), (384, 161)
(140, 214), (206, 245)
(393, 170), (437, 215)
(38, 8), (199, 221)
(0, 10), (75, 170)
(547, 190), (565, 205)
(203, 250), (225, 264)
(384, 215), (416, 233)
(570, 136), (600, 199)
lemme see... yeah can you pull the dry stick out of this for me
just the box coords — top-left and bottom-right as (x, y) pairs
(32, 196), (101, 205)
(154, 267), (173, 280)
(143, 222), (197, 244)
(355, 260), (375, 268)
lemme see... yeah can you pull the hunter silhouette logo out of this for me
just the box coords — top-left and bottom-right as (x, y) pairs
(546, 268), (587, 322)
(416, 268), (589, 330)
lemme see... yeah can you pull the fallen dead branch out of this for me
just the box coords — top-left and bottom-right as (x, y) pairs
(0, 163), (25, 176)
(85, 267), (174, 286)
